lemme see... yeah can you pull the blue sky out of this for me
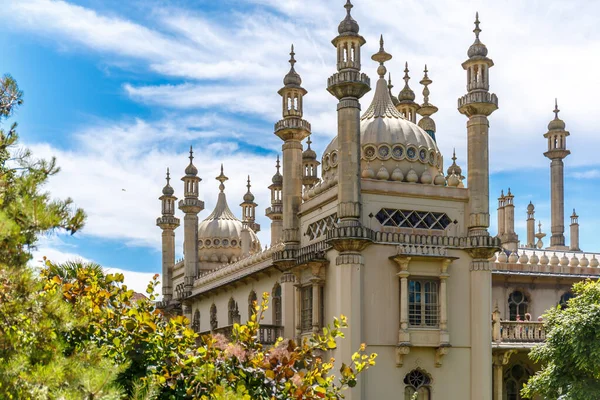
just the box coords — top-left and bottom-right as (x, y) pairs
(2, 0), (600, 293)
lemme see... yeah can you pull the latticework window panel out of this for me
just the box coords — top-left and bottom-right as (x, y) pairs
(375, 208), (451, 230)
(305, 213), (338, 240)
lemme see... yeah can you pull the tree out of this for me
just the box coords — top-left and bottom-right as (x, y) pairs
(0, 74), (85, 266)
(522, 280), (600, 400)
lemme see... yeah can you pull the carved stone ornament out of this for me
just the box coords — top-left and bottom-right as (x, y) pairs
(435, 346), (451, 368)
(396, 345), (411, 367)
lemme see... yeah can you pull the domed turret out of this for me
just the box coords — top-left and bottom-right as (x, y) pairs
(446, 149), (464, 180)
(283, 45), (302, 87)
(467, 12), (488, 58)
(162, 168), (175, 196)
(184, 146), (199, 176)
(338, 0), (359, 34)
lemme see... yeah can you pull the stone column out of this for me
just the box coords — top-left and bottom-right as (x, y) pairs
(280, 272), (296, 339)
(294, 281), (302, 341)
(241, 223), (251, 257)
(497, 194), (505, 238)
(311, 278), (322, 333)
(393, 256), (411, 343)
(439, 259), (451, 344)
(526, 203), (535, 248)
(570, 210), (580, 251)
(550, 158), (565, 247)
(466, 115), (492, 236)
(492, 350), (515, 400)
(470, 258), (493, 400)
(161, 228), (176, 300)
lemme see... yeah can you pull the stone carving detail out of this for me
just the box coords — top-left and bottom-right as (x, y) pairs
(306, 213), (338, 241)
(397, 244), (448, 257)
(336, 253), (363, 266)
(375, 208), (452, 230)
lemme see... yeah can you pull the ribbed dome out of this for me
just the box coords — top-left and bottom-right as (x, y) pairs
(338, 1), (359, 34)
(162, 182), (174, 196)
(283, 68), (302, 86)
(468, 41), (488, 58)
(185, 162), (198, 176)
(321, 77), (443, 183)
(243, 191), (255, 202)
(272, 172), (283, 185)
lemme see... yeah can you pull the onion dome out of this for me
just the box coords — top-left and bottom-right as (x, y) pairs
(527, 201), (534, 212)
(388, 73), (400, 106)
(198, 166), (260, 263)
(338, 0), (359, 35)
(283, 45), (302, 87)
(162, 168), (174, 196)
(548, 99), (566, 131)
(467, 12), (488, 58)
(243, 176), (255, 202)
(185, 146), (198, 176)
(322, 37), (442, 184)
(272, 155), (283, 185)
(303, 137), (317, 160)
(398, 63), (416, 102)
(446, 149), (464, 180)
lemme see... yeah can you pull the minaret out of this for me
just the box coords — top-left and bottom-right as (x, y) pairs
(396, 63), (420, 123)
(526, 202), (536, 248)
(457, 13), (498, 400)
(388, 73), (400, 107)
(156, 169), (180, 302)
(497, 190), (505, 239)
(417, 65), (439, 141)
(240, 175), (260, 233)
(570, 209), (580, 251)
(544, 99), (570, 250)
(326, 1), (370, 228)
(266, 156), (283, 246)
(458, 12), (498, 237)
(503, 188), (518, 251)
(302, 137), (320, 190)
(275, 45), (310, 250)
(179, 147), (204, 296)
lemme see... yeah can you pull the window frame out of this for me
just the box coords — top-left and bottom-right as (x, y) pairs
(300, 285), (313, 333)
(408, 278), (439, 328)
(508, 290), (529, 321)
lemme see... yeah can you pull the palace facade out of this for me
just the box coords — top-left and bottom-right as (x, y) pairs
(156, 2), (598, 399)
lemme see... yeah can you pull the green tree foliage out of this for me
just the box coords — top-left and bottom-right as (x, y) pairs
(522, 280), (600, 399)
(0, 74), (85, 266)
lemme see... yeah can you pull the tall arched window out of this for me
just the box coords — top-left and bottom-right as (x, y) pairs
(228, 298), (237, 325)
(248, 291), (258, 321)
(192, 310), (200, 333)
(508, 290), (529, 321)
(504, 364), (530, 400)
(403, 369), (431, 400)
(210, 303), (218, 330)
(559, 292), (574, 309)
(272, 283), (282, 326)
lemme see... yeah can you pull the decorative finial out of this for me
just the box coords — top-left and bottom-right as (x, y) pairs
(189, 146), (194, 162)
(507, 187), (512, 196)
(216, 164), (228, 192)
(554, 98), (560, 119)
(538, 221), (542, 233)
(371, 34), (392, 78)
(276, 155), (281, 173)
(307, 136), (312, 149)
(289, 44), (296, 69)
(420, 65), (432, 105)
(501, 189), (504, 197)
(345, 0), (353, 15)
(166, 168), (171, 184)
(388, 73), (393, 89)
(474, 12), (481, 40)
(247, 175), (251, 190)
(403, 62), (410, 86)
(452, 148), (457, 162)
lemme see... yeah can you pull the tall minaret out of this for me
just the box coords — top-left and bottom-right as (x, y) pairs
(457, 13), (498, 400)
(458, 12), (498, 237)
(396, 63), (419, 123)
(326, 0), (370, 228)
(179, 147), (204, 297)
(275, 45), (310, 249)
(240, 176), (260, 233)
(266, 156), (283, 246)
(502, 188), (518, 251)
(544, 99), (570, 250)
(156, 169), (180, 302)
(417, 65), (438, 141)
(526, 202), (536, 248)
(496, 190), (505, 239)
(570, 209), (580, 251)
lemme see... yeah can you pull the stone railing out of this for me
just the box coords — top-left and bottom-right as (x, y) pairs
(371, 231), (501, 249)
(199, 324), (284, 346)
(274, 118), (311, 133)
(493, 320), (546, 343)
(492, 248), (600, 276)
(296, 240), (331, 265)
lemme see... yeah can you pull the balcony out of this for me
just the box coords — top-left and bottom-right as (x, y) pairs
(492, 320), (546, 347)
(199, 324), (284, 346)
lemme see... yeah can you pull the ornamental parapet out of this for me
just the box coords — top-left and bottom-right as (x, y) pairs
(274, 118), (311, 133)
(370, 231), (501, 249)
(327, 70), (371, 99)
(492, 321), (546, 345)
(265, 204), (283, 218)
(156, 215), (180, 229)
(491, 248), (600, 276)
(296, 240), (332, 265)
(178, 198), (205, 213)
(457, 91), (498, 109)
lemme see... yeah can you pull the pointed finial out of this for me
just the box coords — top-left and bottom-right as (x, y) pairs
(554, 98), (560, 119)
(166, 167), (171, 184)
(276, 155), (281, 173)
(247, 175), (252, 191)
(403, 62), (410, 86)
(452, 148), (457, 162)
(501, 189), (504, 197)
(189, 145), (194, 162)
(307, 136), (312, 149)
(289, 44), (296, 69)
(371, 34), (392, 78)
(216, 164), (228, 192)
(474, 12), (481, 40)
(388, 73), (393, 88)
(538, 221), (542, 233)
(345, 0), (353, 15)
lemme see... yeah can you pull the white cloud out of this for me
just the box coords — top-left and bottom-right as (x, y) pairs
(568, 170), (600, 180)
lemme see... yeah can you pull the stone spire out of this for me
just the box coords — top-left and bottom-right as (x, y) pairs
(570, 208), (580, 251)
(302, 137), (320, 189)
(396, 62), (419, 123)
(157, 168), (180, 302)
(544, 99), (570, 250)
(417, 65), (439, 141)
(502, 188), (518, 251)
(526, 201), (536, 248)
(275, 45), (310, 257)
(497, 189), (505, 238)
(240, 175), (260, 233)
(178, 146), (204, 312)
(266, 156), (283, 246)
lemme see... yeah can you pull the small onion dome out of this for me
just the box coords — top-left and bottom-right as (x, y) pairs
(467, 13), (488, 58)
(398, 63), (416, 102)
(162, 168), (175, 196)
(272, 156), (283, 185)
(338, 0), (359, 34)
(391, 166), (404, 181)
(580, 254), (589, 267)
(434, 173), (445, 186)
(406, 168), (419, 183)
(185, 146), (198, 176)
(420, 169), (432, 184)
(560, 253), (569, 267)
(303, 137), (317, 160)
(548, 99), (566, 131)
(446, 149), (464, 180)
(527, 201), (534, 212)
(243, 176), (255, 202)
(362, 163), (375, 179)
(376, 164), (390, 180)
(283, 45), (302, 87)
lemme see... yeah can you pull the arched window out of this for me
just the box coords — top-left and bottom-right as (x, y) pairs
(192, 310), (200, 333)
(559, 292), (574, 309)
(210, 303), (218, 330)
(272, 283), (282, 326)
(508, 291), (529, 321)
(248, 291), (258, 321)
(228, 298), (236, 325)
(403, 369), (431, 400)
(504, 364), (530, 400)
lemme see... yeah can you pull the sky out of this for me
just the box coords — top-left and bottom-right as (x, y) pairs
(1, 0), (599, 295)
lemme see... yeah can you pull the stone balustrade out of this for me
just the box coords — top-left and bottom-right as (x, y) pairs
(492, 320), (546, 343)
(491, 248), (600, 276)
